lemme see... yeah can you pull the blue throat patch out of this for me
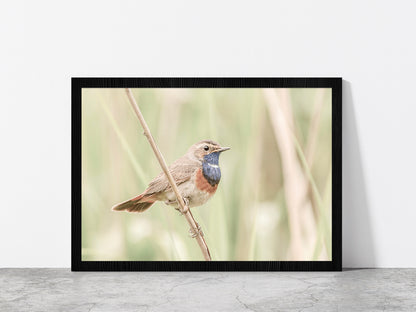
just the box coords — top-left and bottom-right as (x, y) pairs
(202, 152), (222, 186)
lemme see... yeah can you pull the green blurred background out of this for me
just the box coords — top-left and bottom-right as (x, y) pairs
(81, 88), (331, 261)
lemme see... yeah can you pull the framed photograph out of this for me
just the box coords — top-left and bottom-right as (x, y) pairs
(72, 78), (342, 271)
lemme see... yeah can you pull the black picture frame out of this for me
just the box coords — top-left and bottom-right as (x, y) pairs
(72, 77), (342, 271)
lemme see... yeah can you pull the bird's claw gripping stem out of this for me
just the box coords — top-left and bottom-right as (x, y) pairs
(188, 222), (203, 238)
(180, 197), (189, 215)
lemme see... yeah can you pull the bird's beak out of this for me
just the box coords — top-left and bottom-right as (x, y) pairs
(216, 147), (230, 153)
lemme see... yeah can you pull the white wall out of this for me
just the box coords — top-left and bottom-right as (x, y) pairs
(1, 0), (415, 268)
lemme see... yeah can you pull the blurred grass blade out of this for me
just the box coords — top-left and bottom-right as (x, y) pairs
(292, 134), (331, 257)
(102, 102), (148, 184)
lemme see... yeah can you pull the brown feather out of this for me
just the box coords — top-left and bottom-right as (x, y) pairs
(144, 155), (201, 195)
(112, 194), (155, 213)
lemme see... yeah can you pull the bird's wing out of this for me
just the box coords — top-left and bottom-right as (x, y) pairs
(145, 156), (200, 195)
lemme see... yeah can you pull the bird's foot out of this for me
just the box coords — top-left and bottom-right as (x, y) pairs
(188, 222), (204, 238)
(169, 197), (189, 215)
(175, 207), (186, 216)
(178, 197), (190, 215)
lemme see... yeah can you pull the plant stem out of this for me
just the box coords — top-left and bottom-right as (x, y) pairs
(125, 88), (211, 261)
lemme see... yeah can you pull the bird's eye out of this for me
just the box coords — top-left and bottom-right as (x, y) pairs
(204, 145), (209, 151)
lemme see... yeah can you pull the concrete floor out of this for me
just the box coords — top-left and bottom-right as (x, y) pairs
(0, 269), (415, 311)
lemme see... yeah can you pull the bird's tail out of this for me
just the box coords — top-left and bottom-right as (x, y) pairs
(112, 193), (155, 213)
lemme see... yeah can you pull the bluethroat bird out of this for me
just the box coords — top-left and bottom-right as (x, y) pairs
(112, 140), (230, 213)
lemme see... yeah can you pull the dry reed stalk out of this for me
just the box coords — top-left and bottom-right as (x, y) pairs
(125, 88), (211, 261)
(305, 89), (326, 166)
(263, 89), (316, 260)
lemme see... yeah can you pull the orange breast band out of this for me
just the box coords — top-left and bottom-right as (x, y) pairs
(195, 168), (218, 194)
